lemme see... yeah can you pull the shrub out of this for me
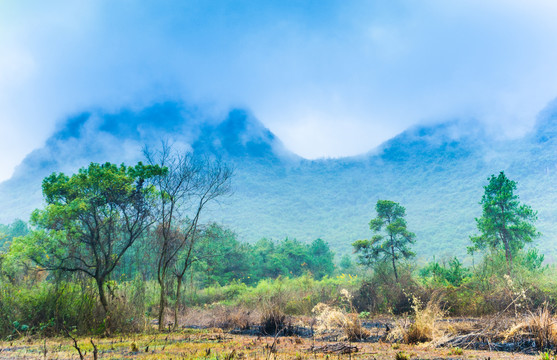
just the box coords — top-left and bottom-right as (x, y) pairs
(312, 303), (370, 341)
(353, 262), (420, 314)
(395, 351), (410, 360)
(506, 305), (557, 350)
(0, 279), (97, 337)
(406, 296), (445, 343)
(389, 296), (445, 344)
(260, 302), (289, 335)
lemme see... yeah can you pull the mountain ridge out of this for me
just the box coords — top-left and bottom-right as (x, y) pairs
(2, 100), (557, 260)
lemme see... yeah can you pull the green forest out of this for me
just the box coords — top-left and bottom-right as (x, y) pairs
(1, 144), (555, 348)
(5, 1), (557, 358)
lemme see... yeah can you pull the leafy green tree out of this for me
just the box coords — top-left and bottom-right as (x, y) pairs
(251, 238), (281, 279)
(419, 257), (469, 286)
(251, 238), (301, 279)
(522, 248), (545, 272)
(339, 254), (354, 272)
(0, 219), (29, 252)
(469, 171), (540, 274)
(10, 162), (164, 331)
(338, 253), (361, 275)
(195, 223), (251, 286)
(307, 238), (335, 279)
(0, 220), (30, 284)
(352, 200), (415, 282)
(249, 238), (335, 281)
(277, 238), (309, 277)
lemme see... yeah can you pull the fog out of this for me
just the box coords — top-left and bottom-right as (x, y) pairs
(2, 0), (557, 181)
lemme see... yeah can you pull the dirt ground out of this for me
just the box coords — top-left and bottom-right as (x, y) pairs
(0, 329), (539, 360)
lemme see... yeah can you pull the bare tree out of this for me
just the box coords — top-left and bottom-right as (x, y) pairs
(171, 159), (233, 329)
(145, 142), (233, 331)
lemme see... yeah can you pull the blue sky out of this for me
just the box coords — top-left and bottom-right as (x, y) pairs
(2, 0), (557, 181)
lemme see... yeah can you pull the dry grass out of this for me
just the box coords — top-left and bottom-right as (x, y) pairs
(180, 305), (259, 330)
(0, 330), (539, 360)
(505, 305), (557, 349)
(260, 304), (289, 335)
(389, 296), (445, 344)
(440, 319), (483, 336)
(311, 303), (370, 341)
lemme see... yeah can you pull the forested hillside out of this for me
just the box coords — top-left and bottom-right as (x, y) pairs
(2, 100), (557, 259)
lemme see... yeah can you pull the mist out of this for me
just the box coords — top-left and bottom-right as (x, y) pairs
(2, 0), (557, 181)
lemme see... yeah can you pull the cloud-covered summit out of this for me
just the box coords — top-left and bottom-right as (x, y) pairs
(2, 1), (557, 180)
(7, 102), (292, 184)
(3, 98), (557, 260)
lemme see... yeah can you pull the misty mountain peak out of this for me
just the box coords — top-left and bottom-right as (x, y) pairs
(377, 119), (484, 162)
(534, 98), (557, 144)
(193, 109), (294, 161)
(8, 102), (296, 184)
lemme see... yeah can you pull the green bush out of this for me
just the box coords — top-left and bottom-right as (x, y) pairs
(0, 279), (96, 337)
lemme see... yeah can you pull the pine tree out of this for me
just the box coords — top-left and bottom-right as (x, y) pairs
(352, 200), (415, 282)
(469, 171), (540, 274)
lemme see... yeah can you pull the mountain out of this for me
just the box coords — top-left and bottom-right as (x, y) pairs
(2, 101), (557, 261)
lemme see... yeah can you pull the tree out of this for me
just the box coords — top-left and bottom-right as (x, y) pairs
(352, 200), (415, 282)
(469, 171), (540, 274)
(11, 162), (164, 332)
(307, 238), (335, 279)
(170, 158), (232, 328)
(276, 238), (309, 277)
(251, 238), (282, 279)
(339, 254), (355, 273)
(419, 257), (469, 286)
(145, 143), (232, 330)
(194, 223), (251, 286)
(0, 219), (29, 252)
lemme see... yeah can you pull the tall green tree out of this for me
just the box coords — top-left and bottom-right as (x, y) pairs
(469, 171), (540, 274)
(307, 238), (335, 280)
(0, 219), (29, 252)
(352, 200), (415, 282)
(10, 162), (164, 332)
(194, 223), (251, 286)
(249, 238), (335, 281)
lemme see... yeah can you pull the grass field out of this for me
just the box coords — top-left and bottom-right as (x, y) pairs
(0, 319), (543, 360)
(0, 330), (538, 360)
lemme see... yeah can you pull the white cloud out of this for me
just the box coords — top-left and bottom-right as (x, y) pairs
(2, 0), (557, 180)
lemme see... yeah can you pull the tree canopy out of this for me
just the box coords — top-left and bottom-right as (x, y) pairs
(469, 171), (540, 273)
(352, 200), (415, 282)
(10, 162), (164, 327)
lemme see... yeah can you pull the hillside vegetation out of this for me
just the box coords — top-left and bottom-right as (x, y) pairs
(2, 101), (557, 260)
(1, 140), (557, 359)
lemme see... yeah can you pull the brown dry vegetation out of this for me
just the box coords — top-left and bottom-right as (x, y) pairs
(505, 305), (557, 349)
(2, 305), (555, 360)
(388, 296), (446, 344)
(312, 303), (370, 341)
(0, 328), (538, 360)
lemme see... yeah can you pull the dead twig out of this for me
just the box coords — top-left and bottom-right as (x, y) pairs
(62, 327), (84, 360)
(91, 338), (98, 360)
(306, 342), (359, 354)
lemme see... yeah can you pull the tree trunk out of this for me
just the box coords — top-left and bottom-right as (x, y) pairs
(173, 274), (184, 330)
(157, 277), (166, 331)
(391, 246), (399, 282)
(499, 206), (513, 275)
(503, 238), (513, 275)
(96, 277), (111, 335)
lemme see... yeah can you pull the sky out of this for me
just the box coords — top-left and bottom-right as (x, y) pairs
(2, 0), (557, 181)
